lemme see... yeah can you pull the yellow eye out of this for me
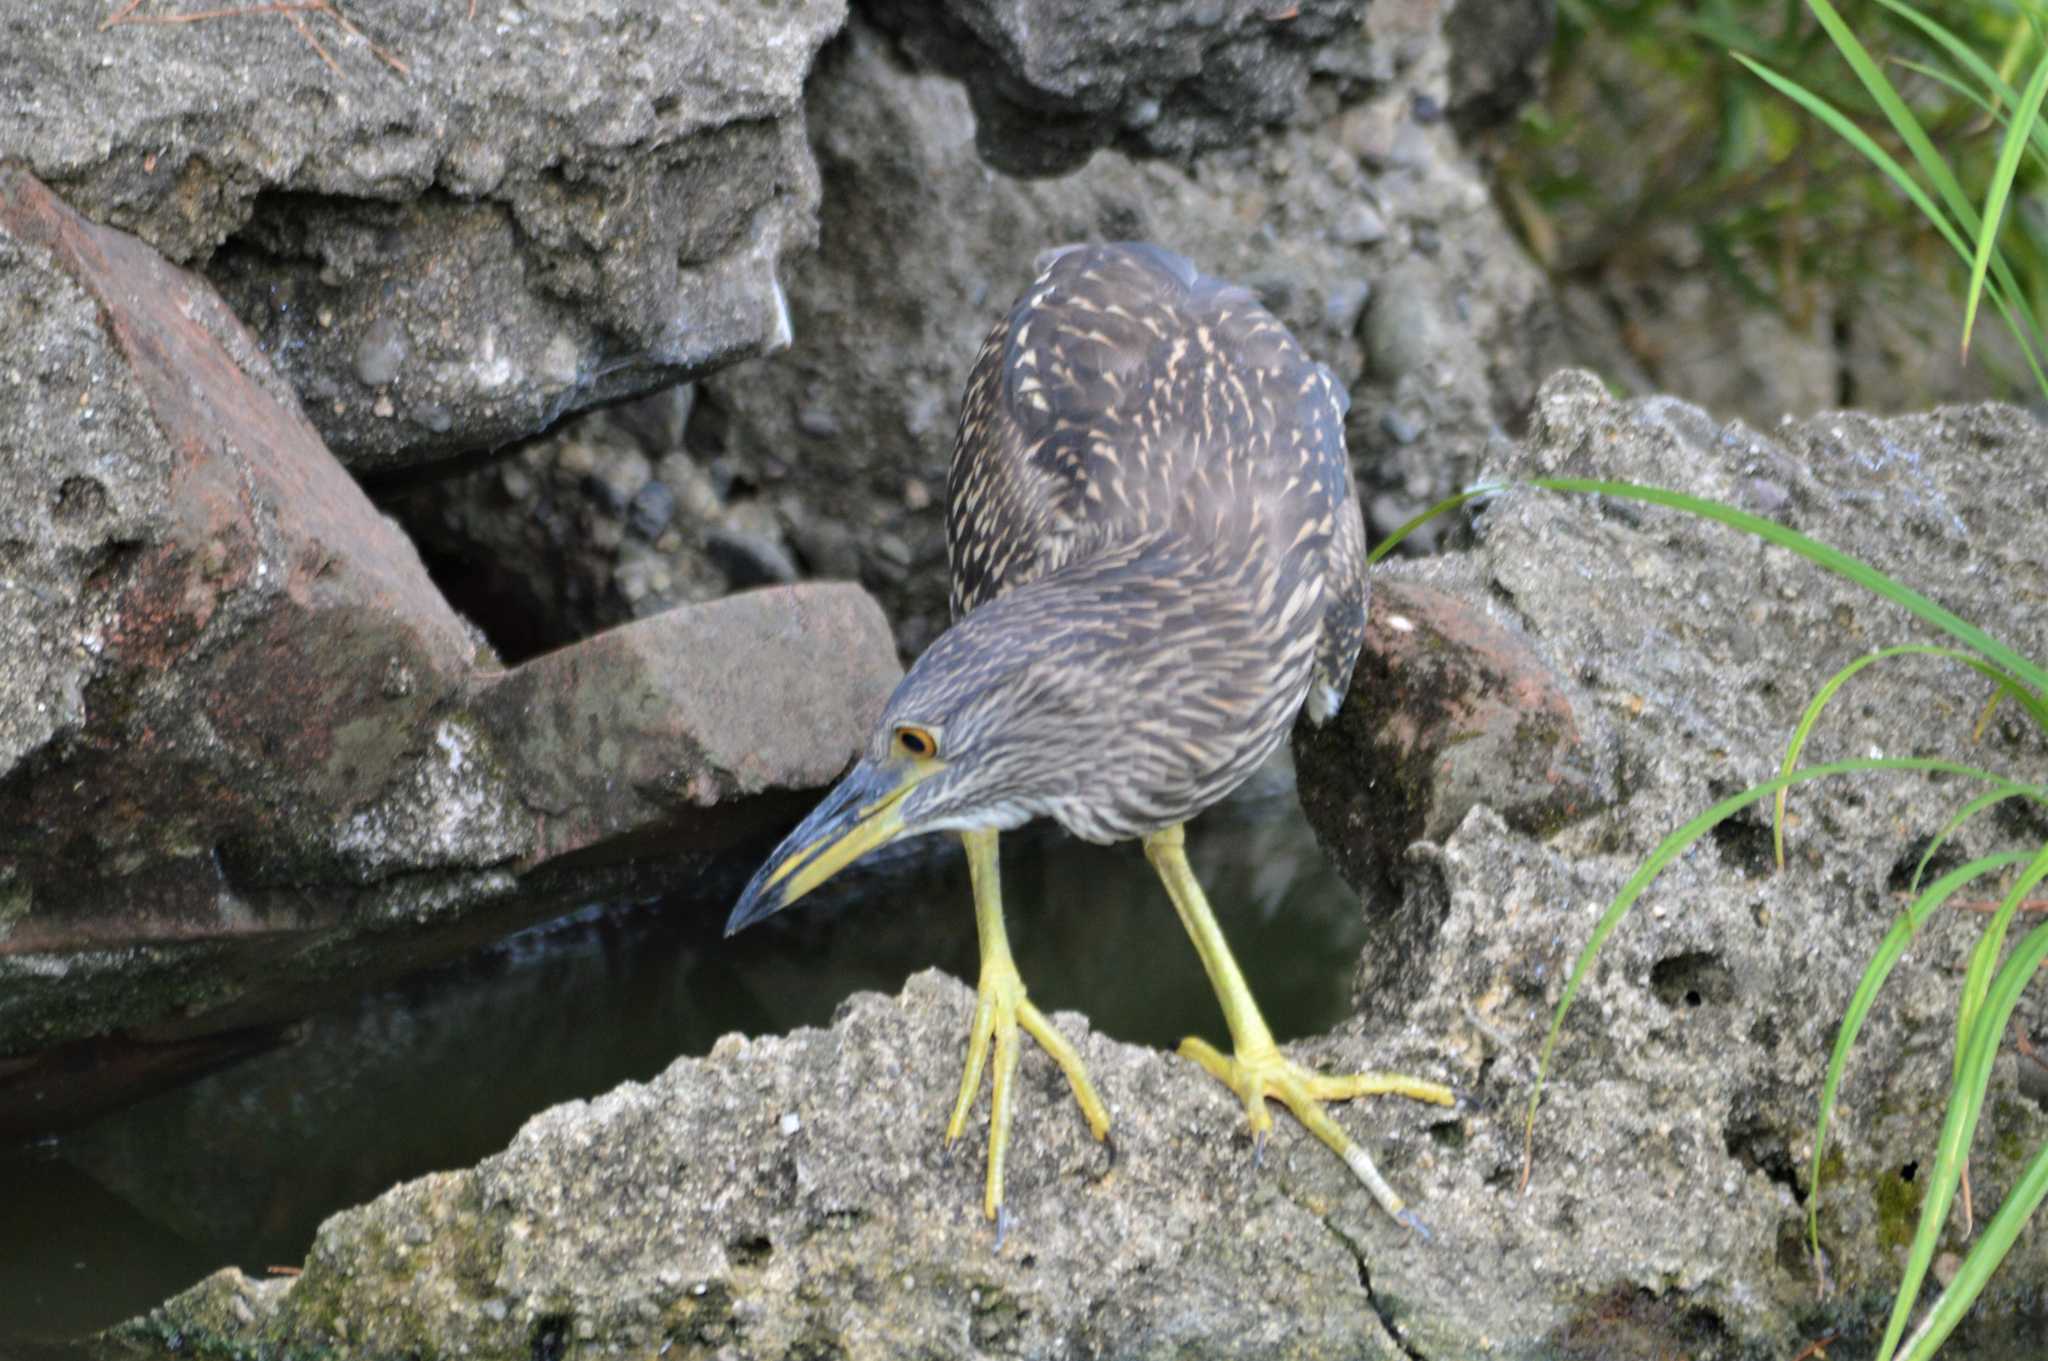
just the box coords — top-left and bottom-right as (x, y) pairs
(895, 725), (938, 760)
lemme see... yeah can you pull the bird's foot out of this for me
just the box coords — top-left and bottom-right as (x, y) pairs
(1178, 1036), (1454, 1227)
(945, 951), (1112, 1225)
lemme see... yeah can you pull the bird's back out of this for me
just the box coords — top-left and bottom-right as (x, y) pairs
(946, 243), (1368, 723)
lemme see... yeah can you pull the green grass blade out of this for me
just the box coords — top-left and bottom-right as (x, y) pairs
(1803, 0), (2048, 369)
(1524, 478), (2048, 693)
(1365, 483), (1507, 565)
(1877, 0), (2027, 121)
(1911, 784), (2048, 894)
(1732, 55), (2048, 394)
(1803, 0), (1973, 230)
(1950, 840), (2048, 1097)
(1804, 850), (2036, 1262)
(1732, 55), (1963, 247)
(1961, 43), (2048, 354)
(1885, 58), (2048, 182)
(1768, 646), (2037, 869)
(1523, 757), (2011, 1175)
(1878, 866), (2048, 1361)
(1899, 1133), (2048, 1360)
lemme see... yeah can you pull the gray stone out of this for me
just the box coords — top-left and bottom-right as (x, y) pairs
(0, 171), (901, 1081)
(869, 0), (1373, 176)
(1443, 0), (1556, 135)
(628, 479), (678, 540)
(706, 527), (802, 589)
(1306, 372), (2048, 1341)
(1333, 199), (1388, 246)
(2, 0), (845, 473)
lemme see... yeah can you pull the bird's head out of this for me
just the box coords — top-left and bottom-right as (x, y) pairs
(724, 599), (1108, 935)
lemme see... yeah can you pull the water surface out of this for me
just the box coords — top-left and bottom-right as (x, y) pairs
(0, 791), (1363, 1343)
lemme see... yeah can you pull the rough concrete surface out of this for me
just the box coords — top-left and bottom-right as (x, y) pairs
(0, 168), (901, 1080)
(97, 379), (2048, 1356)
(2, 0), (845, 471)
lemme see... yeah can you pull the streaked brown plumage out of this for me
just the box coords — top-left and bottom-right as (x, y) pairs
(729, 243), (1448, 1233)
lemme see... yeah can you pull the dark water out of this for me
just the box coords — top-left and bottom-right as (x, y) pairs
(0, 787), (1366, 1344)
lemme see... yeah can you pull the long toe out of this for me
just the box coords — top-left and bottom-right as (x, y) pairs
(948, 953), (1113, 1226)
(1179, 1039), (1453, 1225)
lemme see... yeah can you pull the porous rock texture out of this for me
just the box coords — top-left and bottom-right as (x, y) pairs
(0, 169), (900, 1084)
(1, 0), (844, 472)
(1303, 373), (2048, 1346)
(102, 380), (2048, 1356)
(398, 4), (1563, 656)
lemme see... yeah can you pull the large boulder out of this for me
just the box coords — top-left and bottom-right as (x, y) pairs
(2, 0), (845, 472)
(0, 168), (900, 1104)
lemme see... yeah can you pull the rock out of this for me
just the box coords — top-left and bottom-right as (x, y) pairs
(1301, 372), (2048, 1336)
(0, 170), (901, 1088)
(1293, 574), (1618, 896)
(705, 527), (801, 589)
(388, 393), (809, 659)
(99, 972), (1450, 1360)
(1442, 0), (1556, 136)
(869, 0), (1373, 176)
(471, 584), (899, 863)
(2, 0), (845, 473)
(627, 479), (677, 540)
(1332, 198), (1388, 246)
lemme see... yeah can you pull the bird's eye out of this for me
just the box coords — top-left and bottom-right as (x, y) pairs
(895, 726), (938, 759)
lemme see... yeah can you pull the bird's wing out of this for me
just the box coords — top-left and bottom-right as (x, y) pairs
(1306, 488), (1369, 724)
(946, 244), (1358, 644)
(947, 244), (1183, 618)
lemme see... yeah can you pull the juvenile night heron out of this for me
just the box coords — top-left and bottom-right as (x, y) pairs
(728, 243), (1453, 1230)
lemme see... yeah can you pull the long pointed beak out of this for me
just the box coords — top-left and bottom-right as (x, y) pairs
(725, 758), (927, 935)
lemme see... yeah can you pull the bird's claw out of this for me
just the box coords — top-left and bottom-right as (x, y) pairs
(1395, 1207), (1435, 1243)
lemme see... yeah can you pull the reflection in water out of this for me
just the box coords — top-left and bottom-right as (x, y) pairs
(0, 789), (1365, 1343)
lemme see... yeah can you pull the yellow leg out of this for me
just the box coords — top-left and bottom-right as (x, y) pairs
(1143, 823), (1455, 1228)
(945, 828), (1112, 1224)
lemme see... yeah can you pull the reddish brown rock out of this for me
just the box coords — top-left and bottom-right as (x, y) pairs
(1293, 574), (1619, 896)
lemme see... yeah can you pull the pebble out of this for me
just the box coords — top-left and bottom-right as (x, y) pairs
(1323, 279), (1373, 335)
(706, 528), (799, 588)
(779, 1111), (801, 1136)
(352, 317), (408, 388)
(789, 519), (862, 580)
(874, 531), (913, 569)
(629, 480), (677, 539)
(1380, 408), (1424, 445)
(1333, 201), (1387, 247)
(796, 403), (841, 439)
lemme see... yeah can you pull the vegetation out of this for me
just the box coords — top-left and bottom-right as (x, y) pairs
(1502, 0), (2048, 395)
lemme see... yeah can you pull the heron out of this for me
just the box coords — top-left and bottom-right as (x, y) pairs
(727, 242), (1453, 1232)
